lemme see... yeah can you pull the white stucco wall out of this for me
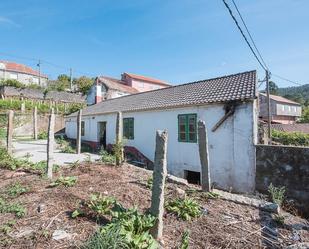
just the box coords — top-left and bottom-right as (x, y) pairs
(65, 101), (257, 193)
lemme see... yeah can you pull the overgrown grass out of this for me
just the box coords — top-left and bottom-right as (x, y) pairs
(6, 182), (28, 197)
(165, 198), (201, 221)
(272, 129), (309, 147)
(38, 131), (48, 140)
(100, 149), (116, 164)
(268, 183), (286, 206)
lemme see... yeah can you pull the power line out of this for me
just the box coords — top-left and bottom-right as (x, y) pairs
(272, 74), (305, 86)
(231, 0), (269, 70)
(222, 0), (267, 71)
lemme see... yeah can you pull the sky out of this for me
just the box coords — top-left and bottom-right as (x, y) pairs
(0, 0), (308, 88)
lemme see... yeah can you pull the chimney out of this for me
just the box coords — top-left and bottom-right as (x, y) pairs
(95, 78), (102, 104)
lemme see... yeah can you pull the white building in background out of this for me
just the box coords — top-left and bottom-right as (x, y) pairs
(66, 70), (258, 193)
(86, 72), (170, 105)
(0, 60), (48, 86)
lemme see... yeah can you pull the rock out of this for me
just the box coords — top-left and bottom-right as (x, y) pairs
(174, 187), (186, 198)
(167, 174), (188, 186)
(37, 204), (46, 213)
(202, 208), (209, 216)
(52, 230), (72, 241)
(286, 242), (309, 249)
(291, 231), (301, 242)
(14, 228), (34, 238)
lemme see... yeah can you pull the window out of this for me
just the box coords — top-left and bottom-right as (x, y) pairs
(178, 114), (197, 142)
(81, 121), (85, 136)
(123, 118), (134, 139)
(9, 73), (17, 79)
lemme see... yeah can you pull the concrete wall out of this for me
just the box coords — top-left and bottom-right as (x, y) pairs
(256, 144), (309, 216)
(66, 100), (257, 193)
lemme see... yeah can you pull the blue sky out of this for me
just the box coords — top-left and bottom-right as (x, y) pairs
(0, 0), (308, 87)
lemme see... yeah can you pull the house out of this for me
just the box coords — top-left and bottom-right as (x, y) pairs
(0, 60), (48, 86)
(87, 73), (170, 105)
(65, 70), (258, 193)
(259, 93), (302, 124)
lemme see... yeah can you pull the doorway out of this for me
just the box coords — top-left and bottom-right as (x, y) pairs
(98, 122), (107, 149)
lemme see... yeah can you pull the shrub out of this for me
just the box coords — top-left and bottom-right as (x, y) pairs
(6, 182), (28, 197)
(38, 131), (48, 140)
(100, 149), (116, 164)
(50, 176), (77, 187)
(166, 198), (201, 221)
(272, 129), (309, 147)
(86, 194), (116, 217)
(268, 183), (285, 206)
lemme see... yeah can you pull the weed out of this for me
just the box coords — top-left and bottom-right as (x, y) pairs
(38, 131), (48, 140)
(70, 160), (80, 169)
(100, 149), (116, 164)
(0, 198), (27, 218)
(146, 177), (153, 190)
(6, 182), (28, 197)
(180, 230), (190, 249)
(71, 209), (84, 218)
(268, 183), (286, 206)
(85, 154), (91, 163)
(273, 214), (285, 226)
(0, 220), (16, 235)
(86, 194), (116, 217)
(50, 176), (77, 187)
(166, 198), (201, 221)
(203, 191), (220, 199)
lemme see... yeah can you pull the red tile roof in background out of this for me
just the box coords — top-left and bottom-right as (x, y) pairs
(123, 72), (170, 86)
(0, 60), (48, 78)
(260, 93), (301, 105)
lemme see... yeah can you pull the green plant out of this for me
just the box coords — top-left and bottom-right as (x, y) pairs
(57, 139), (75, 154)
(71, 209), (84, 218)
(86, 194), (116, 217)
(273, 214), (285, 225)
(100, 148), (116, 164)
(6, 182), (28, 197)
(166, 198), (201, 221)
(38, 131), (48, 140)
(146, 177), (153, 190)
(180, 230), (190, 249)
(0, 198), (26, 218)
(50, 176), (77, 187)
(0, 220), (16, 235)
(268, 183), (286, 206)
(272, 129), (309, 147)
(203, 191), (220, 199)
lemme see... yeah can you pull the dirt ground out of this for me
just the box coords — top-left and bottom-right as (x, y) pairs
(0, 163), (308, 249)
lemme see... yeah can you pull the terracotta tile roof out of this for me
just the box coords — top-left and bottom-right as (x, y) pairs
(267, 123), (309, 134)
(0, 60), (48, 78)
(98, 76), (139, 94)
(123, 72), (170, 86)
(69, 70), (257, 117)
(260, 93), (301, 105)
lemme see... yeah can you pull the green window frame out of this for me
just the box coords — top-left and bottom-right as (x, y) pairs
(123, 117), (134, 140)
(81, 121), (85, 136)
(178, 114), (197, 143)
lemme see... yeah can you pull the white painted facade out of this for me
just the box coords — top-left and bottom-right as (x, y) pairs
(65, 100), (257, 193)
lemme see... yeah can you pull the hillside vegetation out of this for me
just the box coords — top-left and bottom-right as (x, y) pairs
(277, 84), (309, 105)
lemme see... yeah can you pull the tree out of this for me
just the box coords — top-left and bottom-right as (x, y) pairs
(0, 79), (24, 88)
(269, 81), (279, 95)
(74, 76), (93, 95)
(299, 106), (309, 123)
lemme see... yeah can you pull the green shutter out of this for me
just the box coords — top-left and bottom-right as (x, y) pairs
(123, 118), (134, 140)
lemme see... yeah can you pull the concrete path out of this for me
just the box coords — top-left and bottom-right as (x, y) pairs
(13, 139), (101, 166)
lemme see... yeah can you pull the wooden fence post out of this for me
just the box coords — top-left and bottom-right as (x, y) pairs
(150, 130), (168, 243)
(198, 120), (211, 192)
(33, 106), (38, 140)
(76, 109), (82, 154)
(7, 110), (14, 154)
(46, 108), (55, 179)
(115, 111), (124, 165)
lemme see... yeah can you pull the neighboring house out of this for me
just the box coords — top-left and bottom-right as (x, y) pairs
(87, 72), (170, 105)
(45, 91), (85, 104)
(66, 70), (258, 193)
(259, 93), (302, 124)
(0, 60), (48, 86)
(269, 123), (309, 134)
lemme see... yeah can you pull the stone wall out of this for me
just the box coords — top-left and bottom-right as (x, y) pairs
(256, 144), (309, 217)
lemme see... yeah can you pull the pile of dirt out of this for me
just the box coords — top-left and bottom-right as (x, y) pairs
(0, 163), (308, 248)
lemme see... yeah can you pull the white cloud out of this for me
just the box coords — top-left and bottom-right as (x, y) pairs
(0, 16), (21, 28)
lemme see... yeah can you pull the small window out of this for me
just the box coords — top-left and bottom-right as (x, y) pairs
(81, 121), (85, 136)
(178, 114), (197, 143)
(185, 170), (201, 184)
(10, 73), (18, 79)
(123, 118), (134, 139)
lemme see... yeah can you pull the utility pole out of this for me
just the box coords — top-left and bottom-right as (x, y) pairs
(70, 68), (73, 91)
(37, 60), (41, 86)
(266, 70), (272, 144)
